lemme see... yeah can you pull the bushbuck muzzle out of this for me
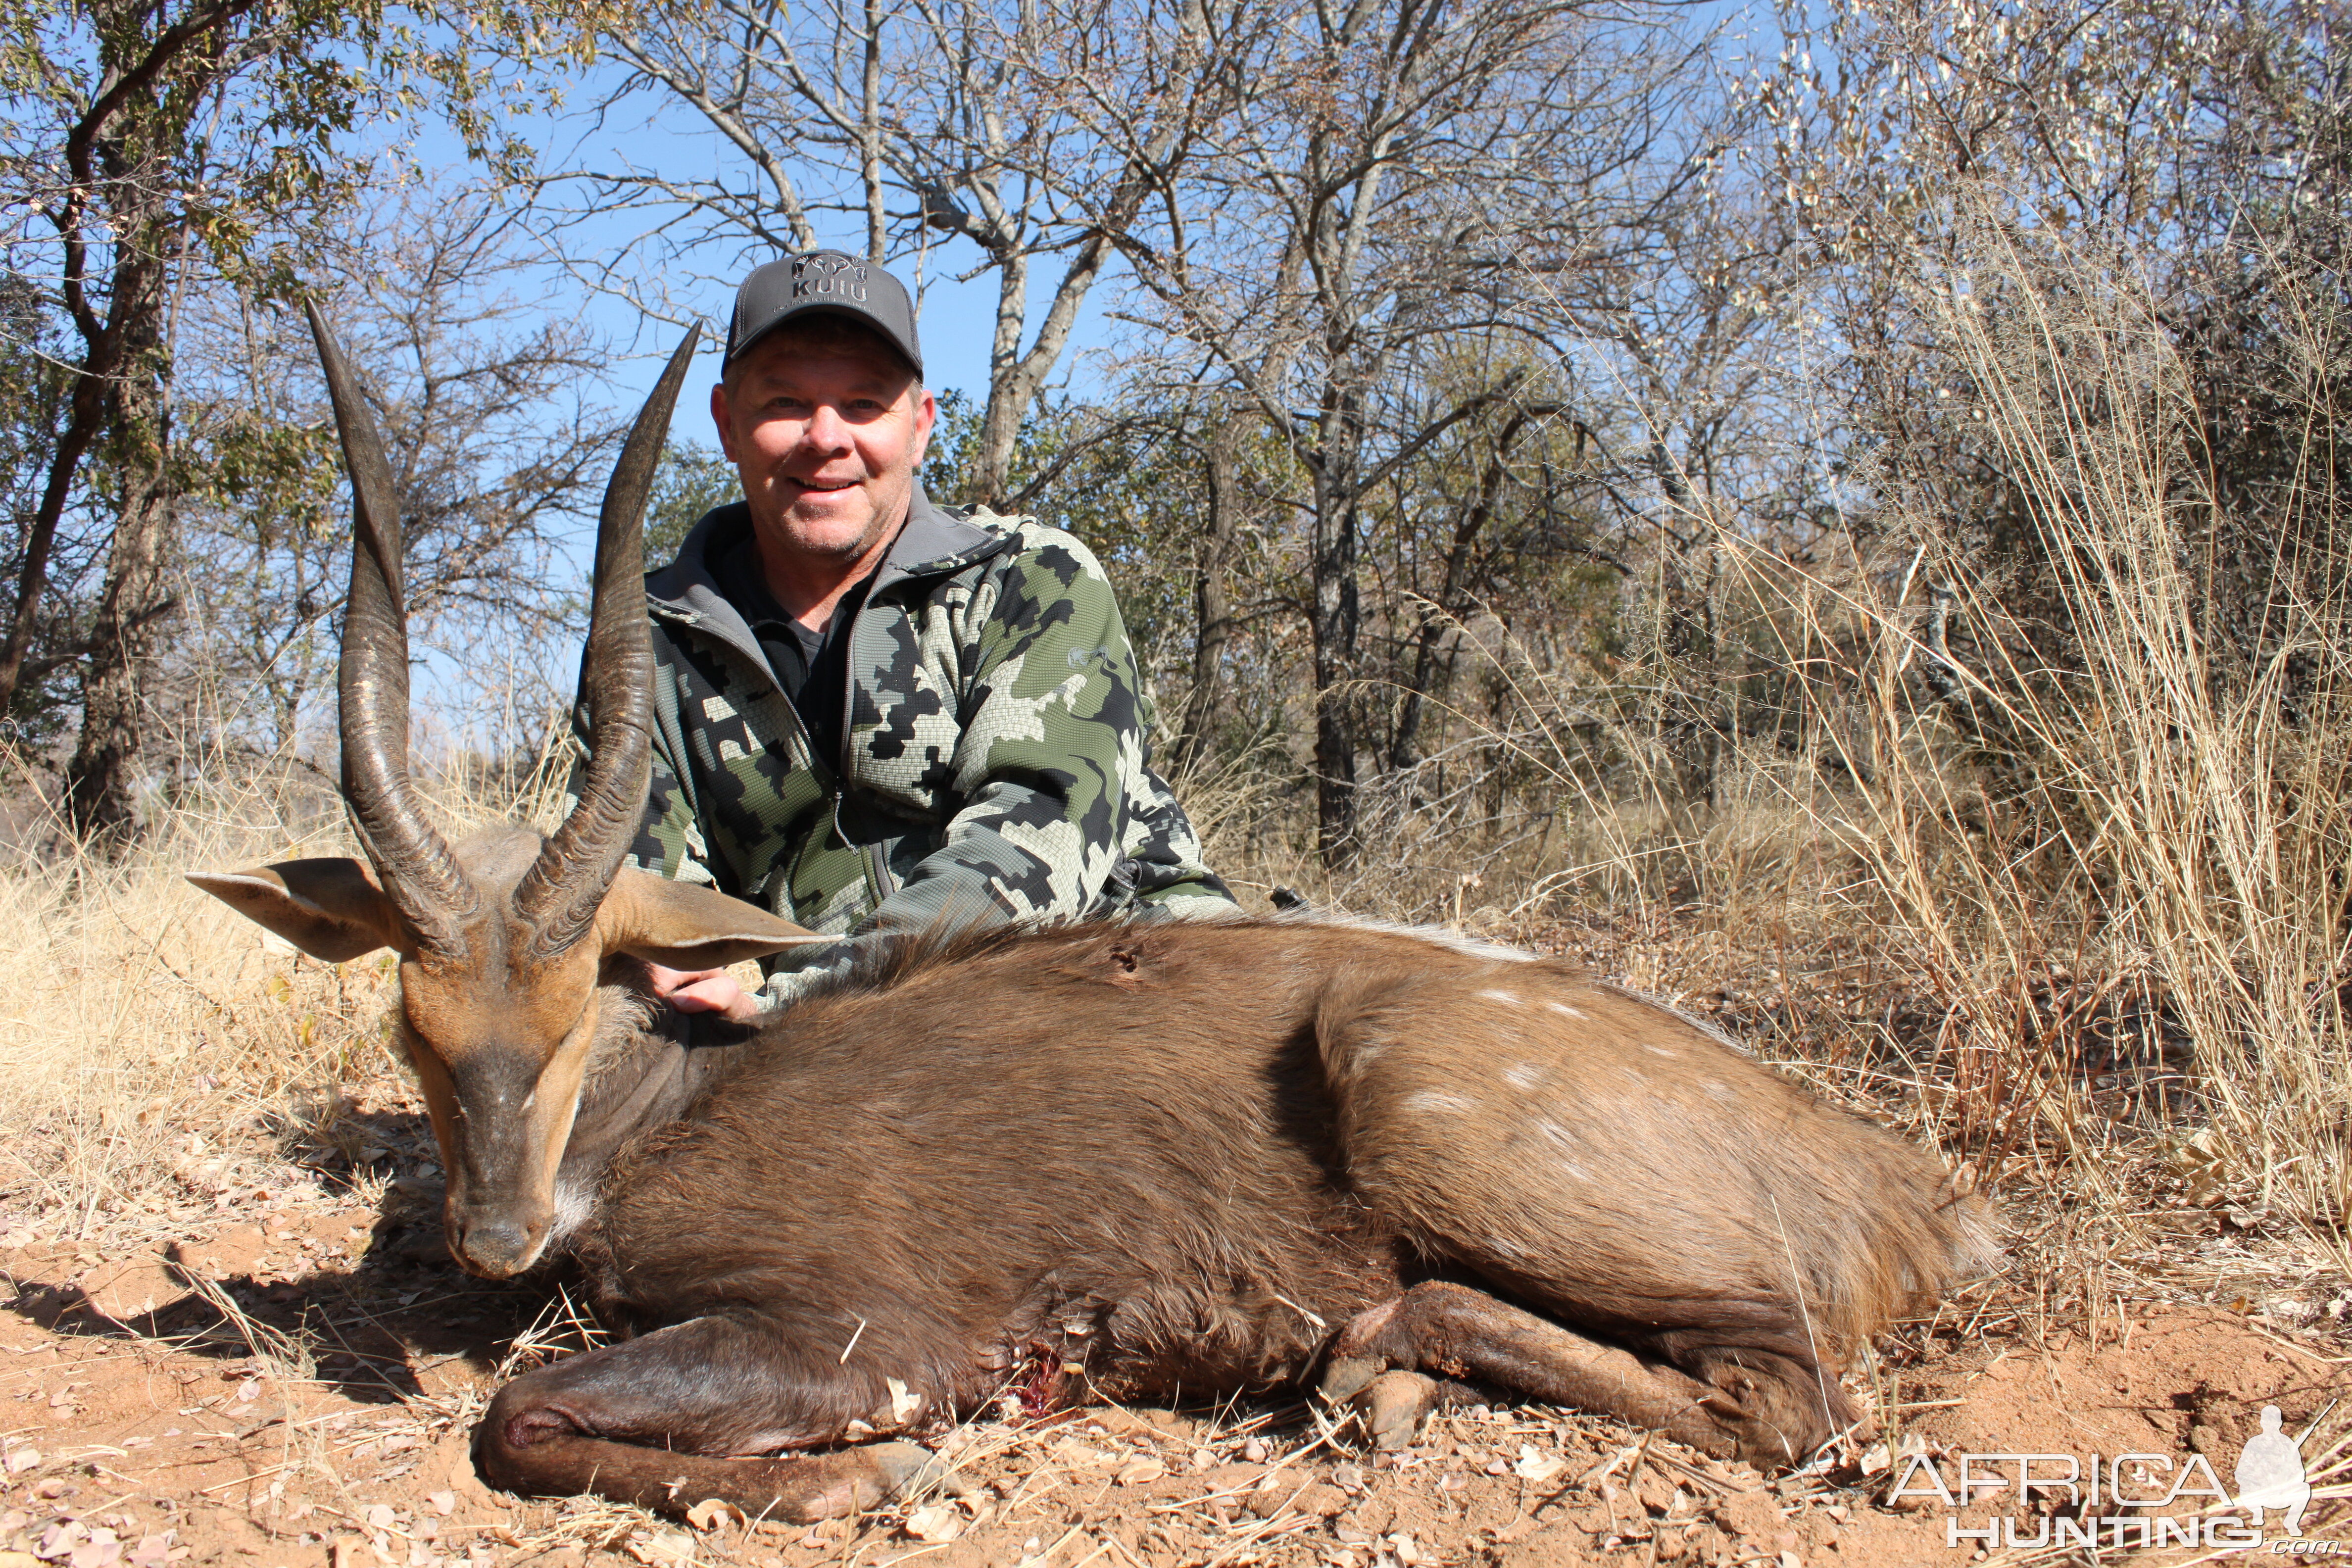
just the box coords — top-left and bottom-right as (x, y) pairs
(188, 308), (828, 1279)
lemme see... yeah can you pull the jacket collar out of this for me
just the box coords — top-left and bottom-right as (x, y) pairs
(645, 483), (1017, 655)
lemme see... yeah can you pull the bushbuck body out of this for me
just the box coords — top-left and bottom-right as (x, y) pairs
(195, 312), (1990, 1522)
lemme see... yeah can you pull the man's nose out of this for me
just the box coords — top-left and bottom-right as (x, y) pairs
(800, 402), (851, 452)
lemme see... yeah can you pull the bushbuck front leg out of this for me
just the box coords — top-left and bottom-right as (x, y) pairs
(475, 1317), (944, 1522)
(1321, 1282), (1766, 1462)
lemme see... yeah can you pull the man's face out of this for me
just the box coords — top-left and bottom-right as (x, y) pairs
(712, 327), (936, 572)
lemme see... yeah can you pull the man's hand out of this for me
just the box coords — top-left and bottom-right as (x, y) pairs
(644, 963), (765, 1023)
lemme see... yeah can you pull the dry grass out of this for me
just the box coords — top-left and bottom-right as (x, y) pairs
(1183, 206), (2352, 1305)
(0, 728), (576, 1259)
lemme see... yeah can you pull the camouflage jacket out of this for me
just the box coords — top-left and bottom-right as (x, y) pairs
(583, 489), (1232, 1004)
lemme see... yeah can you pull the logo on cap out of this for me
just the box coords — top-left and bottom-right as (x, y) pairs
(793, 254), (869, 303)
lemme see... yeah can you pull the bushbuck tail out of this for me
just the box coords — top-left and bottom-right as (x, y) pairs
(193, 309), (1992, 1522)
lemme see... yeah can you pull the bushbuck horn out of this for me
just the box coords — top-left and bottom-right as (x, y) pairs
(513, 328), (701, 959)
(305, 302), (474, 954)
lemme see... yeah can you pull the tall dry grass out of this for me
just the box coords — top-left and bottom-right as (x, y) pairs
(1842, 216), (2352, 1248)
(1192, 209), (2350, 1281)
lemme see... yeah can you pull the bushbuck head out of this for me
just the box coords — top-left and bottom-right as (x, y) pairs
(192, 307), (822, 1278)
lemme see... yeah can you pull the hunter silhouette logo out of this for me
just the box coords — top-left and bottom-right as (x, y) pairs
(2236, 1404), (2311, 1533)
(1901, 1399), (2338, 1551)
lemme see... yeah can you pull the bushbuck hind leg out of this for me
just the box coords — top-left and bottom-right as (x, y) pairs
(475, 1317), (943, 1522)
(1320, 1282), (1814, 1464)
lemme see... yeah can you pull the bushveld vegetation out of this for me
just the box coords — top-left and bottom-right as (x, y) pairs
(1, 0), (2346, 1358)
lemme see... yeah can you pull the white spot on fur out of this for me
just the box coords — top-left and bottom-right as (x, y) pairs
(1406, 1090), (1475, 1115)
(1486, 1233), (1530, 1259)
(1478, 988), (1520, 1005)
(1705, 1080), (1736, 1101)
(1351, 1040), (1389, 1070)
(1503, 1062), (1546, 1090)
(1646, 1044), (1679, 1058)
(1545, 1000), (1587, 1020)
(1537, 1119), (1577, 1149)
(1556, 1160), (1592, 1182)
(548, 1177), (596, 1242)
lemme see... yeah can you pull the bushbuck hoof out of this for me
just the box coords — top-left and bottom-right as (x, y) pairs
(1350, 1370), (1441, 1450)
(1320, 1354), (1384, 1404)
(1321, 1298), (1403, 1404)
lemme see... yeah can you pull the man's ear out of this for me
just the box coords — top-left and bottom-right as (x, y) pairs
(187, 858), (404, 962)
(600, 867), (830, 969)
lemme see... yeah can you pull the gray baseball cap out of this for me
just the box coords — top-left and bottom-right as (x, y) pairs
(725, 250), (923, 377)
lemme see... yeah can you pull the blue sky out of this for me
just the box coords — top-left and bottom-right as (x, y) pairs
(394, 72), (1122, 451)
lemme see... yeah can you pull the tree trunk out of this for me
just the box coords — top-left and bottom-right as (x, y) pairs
(1649, 439), (1721, 806)
(0, 373), (106, 719)
(1172, 409), (1241, 776)
(1310, 458), (1360, 864)
(64, 221), (175, 844)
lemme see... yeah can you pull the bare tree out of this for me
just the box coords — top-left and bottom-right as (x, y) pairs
(162, 184), (626, 775)
(0, 0), (614, 837)
(527, 0), (1242, 503)
(1111, 0), (1710, 859)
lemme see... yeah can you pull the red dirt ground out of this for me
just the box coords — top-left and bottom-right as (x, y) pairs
(3, 1180), (2345, 1568)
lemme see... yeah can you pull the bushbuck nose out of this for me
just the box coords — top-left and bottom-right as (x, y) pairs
(455, 1213), (544, 1277)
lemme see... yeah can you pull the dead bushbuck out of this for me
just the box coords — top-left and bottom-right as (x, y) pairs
(194, 310), (1991, 1521)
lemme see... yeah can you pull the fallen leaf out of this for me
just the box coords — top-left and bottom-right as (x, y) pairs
(424, 1493), (456, 1518)
(1513, 1445), (1566, 1484)
(5, 1448), (40, 1475)
(884, 1377), (920, 1425)
(0, 1552), (43, 1568)
(1113, 1457), (1166, 1486)
(37, 1521), (86, 1559)
(899, 1506), (959, 1544)
(625, 1527), (694, 1568)
(682, 1501), (741, 1533)
(363, 1507), (396, 1532)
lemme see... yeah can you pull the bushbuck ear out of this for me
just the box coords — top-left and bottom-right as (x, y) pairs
(187, 858), (404, 962)
(600, 867), (828, 969)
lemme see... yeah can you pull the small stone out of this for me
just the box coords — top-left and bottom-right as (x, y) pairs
(1114, 1457), (1166, 1486)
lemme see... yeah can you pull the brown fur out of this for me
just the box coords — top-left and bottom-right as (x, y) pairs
(196, 841), (1993, 1508)
(485, 915), (1989, 1490)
